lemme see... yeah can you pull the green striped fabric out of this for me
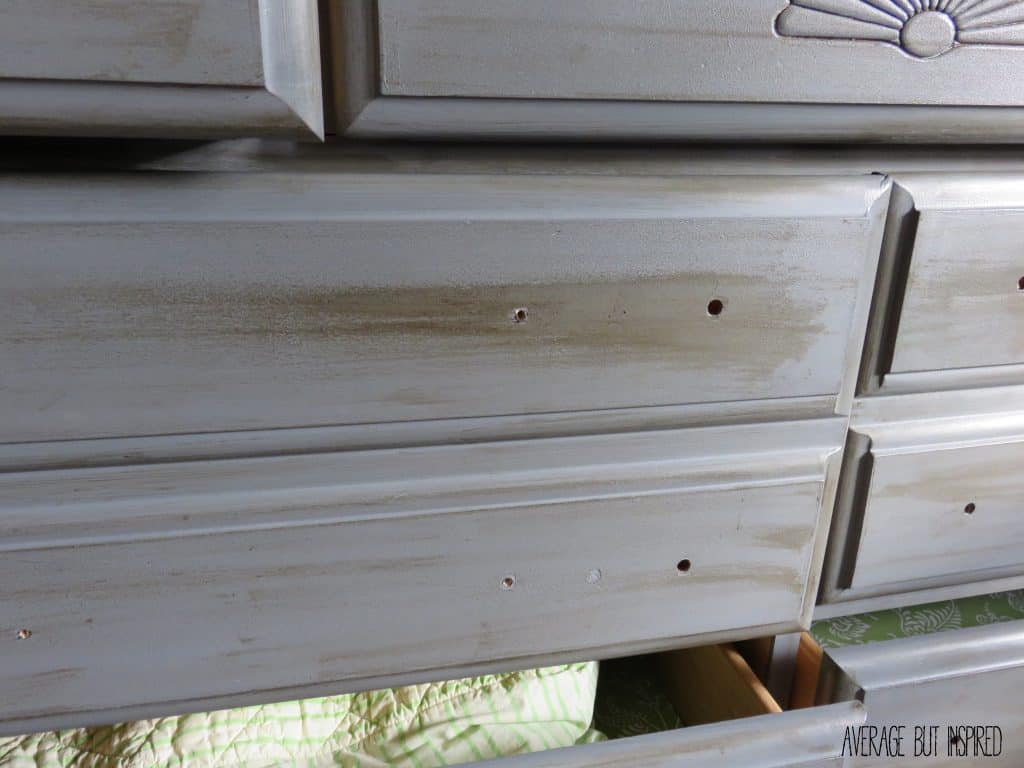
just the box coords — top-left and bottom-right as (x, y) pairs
(0, 663), (602, 768)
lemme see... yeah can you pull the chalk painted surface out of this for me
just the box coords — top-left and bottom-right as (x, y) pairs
(0, 0), (323, 138)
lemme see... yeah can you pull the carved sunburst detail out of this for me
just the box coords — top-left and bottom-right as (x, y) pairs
(776, 0), (1024, 58)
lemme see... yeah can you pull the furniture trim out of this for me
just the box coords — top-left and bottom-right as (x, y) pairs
(0, 0), (324, 140)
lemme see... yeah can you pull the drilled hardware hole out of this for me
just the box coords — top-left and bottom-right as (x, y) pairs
(16, 629), (31, 640)
(500, 575), (516, 590)
(676, 559), (692, 573)
(512, 308), (528, 323)
(1019, 276), (1024, 291)
(964, 502), (976, 515)
(706, 299), (724, 317)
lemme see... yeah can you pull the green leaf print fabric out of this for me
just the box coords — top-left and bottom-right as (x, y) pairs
(811, 590), (1024, 648)
(0, 663), (601, 768)
(591, 656), (681, 740)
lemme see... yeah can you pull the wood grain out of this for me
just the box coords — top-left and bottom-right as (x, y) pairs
(0, 0), (323, 138)
(0, 420), (839, 733)
(660, 644), (781, 727)
(373, 1), (1024, 106)
(0, 171), (885, 443)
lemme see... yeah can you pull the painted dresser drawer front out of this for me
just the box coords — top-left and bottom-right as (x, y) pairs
(820, 621), (1024, 767)
(0, 420), (840, 734)
(0, 0), (322, 138)
(338, 1), (1024, 140)
(0, 172), (886, 443)
(870, 175), (1024, 393)
(475, 705), (862, 768)
(851, 439), (1024, 591)
(822, 405), (1024, 603)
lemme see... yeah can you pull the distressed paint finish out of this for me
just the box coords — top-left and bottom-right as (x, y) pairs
(338, 1), (1024, 140)
(0, 172), (886, 443)
(0, 0), (323, 138)
(853, 439), (1024, 590)
(374, 1), (1024, 105)
(0, 420), (840, 733)
(472, 704), (864, 768)
(820, 622), (1024, 767)
(821, 388), (1024, 605)
(858, 174), (1024, 394)
(891, 207), (1024, 373)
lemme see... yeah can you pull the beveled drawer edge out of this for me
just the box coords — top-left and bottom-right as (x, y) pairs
(0, 0), (324, 141)
(820, 405), (1024, 605)
(340, 96), (1024, 144)
(476, 702), (865, 768)
(824, 620), (1024, 693)
(0, 418), (844, 552)
(0, 397), (839, 474)
(0, 619), (809, 740)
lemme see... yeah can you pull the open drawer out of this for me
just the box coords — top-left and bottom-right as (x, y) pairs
(0, 419), (842, 735)
(480, 645), (863, 768)
(815, 620), (1024, 767)
(0, 641), (866, 768)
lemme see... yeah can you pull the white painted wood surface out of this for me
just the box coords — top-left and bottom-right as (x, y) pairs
(337, 2), (1024, 140)
(0, 171), (886, 444)
(820, 621), (1024, 767)
(821, 387), (1024, 605)
(374, 1), (1024, 106)
(472, 704), (865, 768)
(0, 0), (323, 138)
(0, 420), (841, 734)
(853, 438), (1024, 590)
(860, 174), (1024, 393)
(892, 211), (1024, 373)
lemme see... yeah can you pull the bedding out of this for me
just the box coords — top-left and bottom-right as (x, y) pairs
(0, 663), (600, 768)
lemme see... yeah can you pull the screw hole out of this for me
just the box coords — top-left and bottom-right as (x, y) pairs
(676, 559), (692, 573)
(706, 299), (724, 317)
(500, 574), (516, 590)
(512, 308), (528, 323)
(1018, 276), (1024, 291)
(16, 629), (31, 640)
(964, 502), (976, 515)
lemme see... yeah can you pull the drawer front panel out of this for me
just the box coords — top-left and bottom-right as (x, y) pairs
(891, 207), (1024, 375)
(478, 706), (862, 768)
(822, 622), (1024, 767)
(0, 0), (322, 138)
(3, 0), (263, 85)
(0, 422), (838, 733)
(374, 1), (1024, 107)
(851, 439), (1024, 590)
(0, 173), (886, 443)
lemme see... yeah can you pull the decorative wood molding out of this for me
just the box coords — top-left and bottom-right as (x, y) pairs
(777, 0), (1024, 59)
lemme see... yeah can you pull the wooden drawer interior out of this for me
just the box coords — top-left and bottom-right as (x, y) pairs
(468, 641), (859, 767)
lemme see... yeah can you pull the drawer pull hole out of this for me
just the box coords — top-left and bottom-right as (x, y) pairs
(1018, 277), (1024, 291)
(500, 574), (516, 590)
(512, 308), (528, 323)
(676, 558), (692, 573)
(16, 629), (31, 640)
(706, 299), (724, 317)
(964, 502), (976, 515)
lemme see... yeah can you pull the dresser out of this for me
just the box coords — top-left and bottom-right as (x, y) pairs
(2, 4), (1024, 767)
